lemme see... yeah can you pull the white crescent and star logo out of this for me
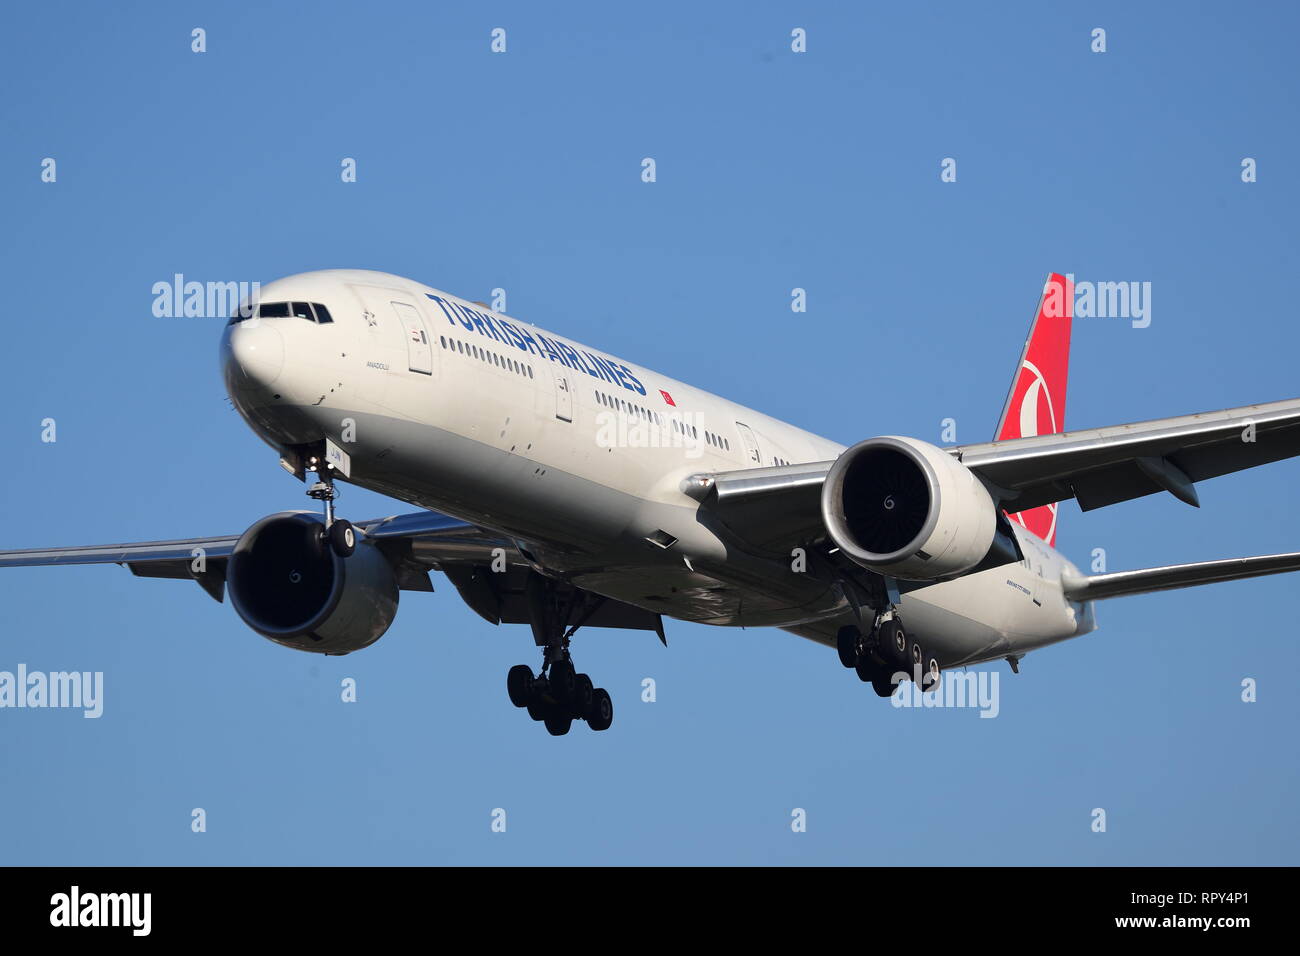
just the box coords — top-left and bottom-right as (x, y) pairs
(1009, 358), (1059, 544)
(1016, 359), (1056, 438)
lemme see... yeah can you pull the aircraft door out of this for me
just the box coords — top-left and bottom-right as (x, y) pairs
(391, 301), (434, 375)
(735, 421), (762, 465)
(553, 369), (574, 422)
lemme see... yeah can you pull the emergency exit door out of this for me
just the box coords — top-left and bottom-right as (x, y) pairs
(735, 421), (762, 464)
(554, 371), (573, 422)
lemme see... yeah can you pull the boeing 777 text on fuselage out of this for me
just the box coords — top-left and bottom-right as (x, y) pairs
(6, 270), (1300, 735)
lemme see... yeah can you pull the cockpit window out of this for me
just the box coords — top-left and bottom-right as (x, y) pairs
(227, 301), (336, 325)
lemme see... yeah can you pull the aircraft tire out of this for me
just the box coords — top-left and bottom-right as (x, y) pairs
(328, 519), (356, 558)
(878, 618), (909, 670)
(544, 712), (572, 736)
(549, 660), (576, 706)
(587, 689), (613, 731)
(573, 673), (595, 716)
(837, 625), (861, 668)
(507, 665), (534, 708)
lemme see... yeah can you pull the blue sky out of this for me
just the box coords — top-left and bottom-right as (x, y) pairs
(1, 0), (1297, 865)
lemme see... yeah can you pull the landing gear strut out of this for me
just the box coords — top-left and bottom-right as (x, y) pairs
(505, 574), (614, 735)
(306, 458), (355, 558)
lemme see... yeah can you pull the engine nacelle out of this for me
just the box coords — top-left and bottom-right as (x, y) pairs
(226, 512), (399, 654)
(821, 436), (999, 581)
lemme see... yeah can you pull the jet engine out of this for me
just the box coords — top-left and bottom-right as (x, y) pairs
(821, 436), (1008, 581)
(226, 511), (399, 654)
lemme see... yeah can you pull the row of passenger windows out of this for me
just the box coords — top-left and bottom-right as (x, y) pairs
(595, 390), (673, 429)
(228, 301), (334, 325)
(593, 389), (736, 451)
(441, 334), (534, 379)
(774, 456), (791, 466)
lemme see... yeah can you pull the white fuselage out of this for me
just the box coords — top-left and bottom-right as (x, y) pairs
(220, 270), (1095, 668)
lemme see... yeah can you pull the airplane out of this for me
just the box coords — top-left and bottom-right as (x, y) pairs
(5, 269), (1300, 735)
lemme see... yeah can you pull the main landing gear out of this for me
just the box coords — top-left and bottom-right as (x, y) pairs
(306, 459), (355, 558)
(507, 653), (613, 736)
(837, 612), (941, 697)
(506, 574), (614, 735)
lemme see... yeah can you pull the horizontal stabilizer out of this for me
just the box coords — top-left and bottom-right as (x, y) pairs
(1061, 551), (1300, 602)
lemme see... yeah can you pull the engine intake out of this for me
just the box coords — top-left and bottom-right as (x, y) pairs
(822, 436), (1000, 581)
(226, 511), (399, 654)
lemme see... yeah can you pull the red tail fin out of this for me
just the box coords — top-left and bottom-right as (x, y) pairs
(994, 273), (1072, 547)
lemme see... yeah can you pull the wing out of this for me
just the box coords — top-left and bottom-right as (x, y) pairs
(681, 462), (828, 553)
(0, 510), (665, 636)
(951, 396), (1300, 513)
(686, 396), (1300, 554)
(1061, 551), (1300, 601)
(0, 511), (515, 603)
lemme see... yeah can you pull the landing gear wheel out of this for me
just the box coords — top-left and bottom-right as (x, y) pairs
(587, 688), (613, 731)
(922, 655), (941, 693)
(328, 519), (356, 558)
(548, 659), (576, 705)
(837, 626), (861, 669)
(573, 673), (595, 715)
(544, 712), (572, 736)
(507, 665), (533, 708)
(526, 676), (549, 721)
(871, 672), (897, 698)
(855, 654), (876, 683)
(909, 640), (924, 684)
(877, 618), (909, 670)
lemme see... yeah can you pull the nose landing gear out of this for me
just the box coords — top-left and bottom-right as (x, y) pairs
(306, 458), (355, 557)
(327, 518), (356, 557)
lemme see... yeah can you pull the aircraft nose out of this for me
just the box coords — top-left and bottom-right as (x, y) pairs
(224, 321), (284, 389)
